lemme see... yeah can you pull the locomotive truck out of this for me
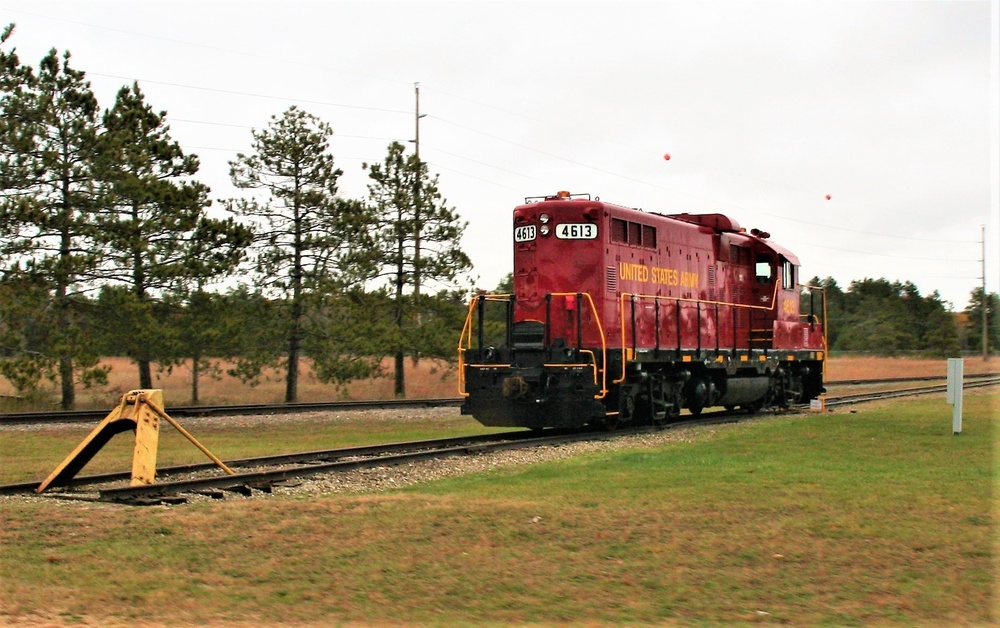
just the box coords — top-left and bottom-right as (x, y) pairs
(458, 191), (826, 429)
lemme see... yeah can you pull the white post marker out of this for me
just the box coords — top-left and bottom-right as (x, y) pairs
(946, 358), (963, 435)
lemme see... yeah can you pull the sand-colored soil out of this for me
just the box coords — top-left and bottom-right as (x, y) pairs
(825, 355), (996, 381)
(1, 354), (996, 410)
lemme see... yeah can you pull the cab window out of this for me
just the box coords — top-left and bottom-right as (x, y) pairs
(782, 258), (796, 290)
(755, 254), (773, 283)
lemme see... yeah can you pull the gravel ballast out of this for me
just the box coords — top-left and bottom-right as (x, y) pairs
(2, 407), (725, 504)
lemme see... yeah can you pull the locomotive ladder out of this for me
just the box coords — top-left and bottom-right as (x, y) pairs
(748, 308), (774, 350)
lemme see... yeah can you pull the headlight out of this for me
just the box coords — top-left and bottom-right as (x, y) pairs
(539, 213), (550, 224)
(540, 225), (550, 236)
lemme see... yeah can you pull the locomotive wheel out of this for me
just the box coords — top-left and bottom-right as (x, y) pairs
(785, 374), (805, 405)
(659, 387), (682, 426)
(649, 381), (667, 428)
(685, 377), (711, 418)
(647, 377), (682, 428)
(599, 413), (620, 431)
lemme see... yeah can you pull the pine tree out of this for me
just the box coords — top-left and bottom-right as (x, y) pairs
(95, 82), (251, 389)
(0, 272), (53, 397)
(0, 30), (108, 408)
(229, 106), (374, 402)
(363, 141), (472, 396)
(964, 287), (998, 356)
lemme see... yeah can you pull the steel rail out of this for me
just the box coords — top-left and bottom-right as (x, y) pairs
(823, 377), (999, 406)
(826, 372), (1000, 387)
(2, 374), (998, 427)
(97, 380), (999, 503)
(0, 397), (463, 426)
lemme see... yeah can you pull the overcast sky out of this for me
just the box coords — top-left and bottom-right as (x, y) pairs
(3, 0), (997, 311)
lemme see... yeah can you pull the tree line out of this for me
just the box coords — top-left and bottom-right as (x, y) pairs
(805, 277), (997, 357)
(0, 25), (471, 408)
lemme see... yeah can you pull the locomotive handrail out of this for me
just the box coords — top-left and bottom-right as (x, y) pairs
(457, 293), (513, 397)
(614, 284), (782, 385)
(802, 284), (829, 383)
(457, 292), (609, 400)
(553, 292), (609, 399)
(566, 350), (601, 391)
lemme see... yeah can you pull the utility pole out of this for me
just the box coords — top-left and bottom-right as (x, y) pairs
(982, 225), (989, 361)
(412, 82), (427, 309)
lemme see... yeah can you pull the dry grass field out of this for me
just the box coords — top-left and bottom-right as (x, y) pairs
(0, 356), (461, 410)
(0, 354), (996, 411)
(825, 354), (996, 381)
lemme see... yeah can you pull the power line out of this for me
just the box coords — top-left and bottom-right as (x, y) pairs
(186, 146), (369, 163)
(427, 147), (539, 181)
(422, 86), (543, 124)
(168, 117), (399, 144)
(91, 72), (411, 115)
(801, 241), (980, 263)
(427, 114), (980, 245)
(423, 161), (523, 192)
(2, 5), (411, 87)
(757, 212), (978, 244)
(428, 115), (659, 189)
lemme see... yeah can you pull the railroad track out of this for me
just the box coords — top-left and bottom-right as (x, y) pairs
(825, 372), (999, 387)
(0, 429), (551, 503)
(1, 414), (746, 505)
(2, 373), (998, 427)
(3, 378), (997, 505)
(0, 396), (463, 426)
(822, 377), (1000, 407)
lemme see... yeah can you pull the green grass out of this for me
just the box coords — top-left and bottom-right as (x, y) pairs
(0, 394), (995, 626)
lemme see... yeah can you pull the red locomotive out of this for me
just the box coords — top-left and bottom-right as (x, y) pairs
(458, 191), (826, 429)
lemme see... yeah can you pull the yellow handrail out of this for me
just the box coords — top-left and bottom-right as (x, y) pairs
(456, 292), (609, 400)
(614, 282), (782, 384)
(460, 284), (828, 398)
(457, 293), (513, 397)
(804, 284), (829, 383)
(548, 293), (609, 399)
